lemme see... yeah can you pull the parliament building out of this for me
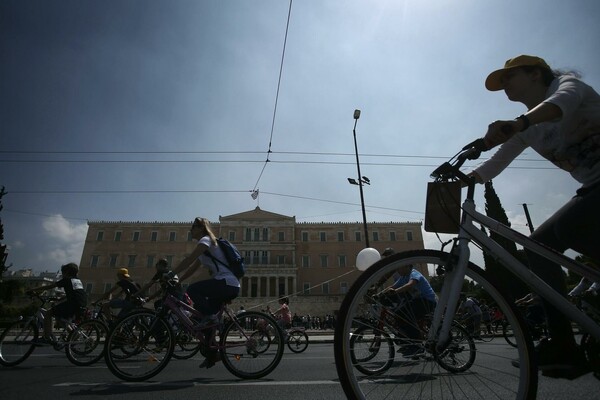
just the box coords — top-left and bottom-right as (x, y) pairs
(78, 207), (425, 315)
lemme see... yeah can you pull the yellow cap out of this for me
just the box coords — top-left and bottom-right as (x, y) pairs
(118, 268), (130, 278)
(485, 55), (551, 91)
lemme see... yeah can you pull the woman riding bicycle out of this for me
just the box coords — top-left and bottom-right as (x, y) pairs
(171, 217), (240, 368)
(471, 54), (600, 379)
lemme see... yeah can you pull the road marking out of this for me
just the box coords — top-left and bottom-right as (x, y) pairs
(54, 380), (340, 387)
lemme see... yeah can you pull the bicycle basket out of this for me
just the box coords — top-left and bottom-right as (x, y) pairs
(424, 181), (462, 234)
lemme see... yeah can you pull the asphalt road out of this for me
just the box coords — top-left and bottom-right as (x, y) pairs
(0, 339), (598, 399)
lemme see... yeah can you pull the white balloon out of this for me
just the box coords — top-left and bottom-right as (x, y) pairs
(356, 247), (381, 271)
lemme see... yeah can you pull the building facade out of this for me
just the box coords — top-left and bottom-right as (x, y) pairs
(78, 207), (425, 316)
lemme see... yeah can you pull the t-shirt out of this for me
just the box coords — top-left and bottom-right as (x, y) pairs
(117, 278), (141, 300)
(277, 304), (292, 325)
(461, 297), (482, 316)
(392, 269), (437, 302)
(56, 277), (87, 307)
(474, 74), (600, 188)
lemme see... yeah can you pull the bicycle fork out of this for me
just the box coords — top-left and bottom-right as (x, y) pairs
(428, 236), (471, 352)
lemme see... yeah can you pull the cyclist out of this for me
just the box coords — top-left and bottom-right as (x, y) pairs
(273, 297), (292, 332)
(471, 54), (600, 378)
(134, 258), (186, 307)
(28, 263), (87, 345)
(171, 217), (240, 369)
(95, 268), (142, 320)
(381, 263), (437, 357)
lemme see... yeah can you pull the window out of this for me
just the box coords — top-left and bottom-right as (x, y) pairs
(390, 231), (396, 241)
(406, 231), (413, 241)
(251, 251), (259, 265)
(262, 228), (269, 241)
(355, 231), (361, 242)
(337, 231), (344, 242)
(254, 228), (260, 241)
(302, 255), (310, 268)
(109, 254), (118, 267)
(151, 231), (158, 242)
(169, 232), (176, 242)
(90, 255), (99, 267)
(96, 231), (104, 241)
(187, 232), (193, 241)
(278, 231), (285, 242)
(104, 283), (112, 292)
(322, 282), (330, 294)
(340, 282), (348, 294)
(320, 255), (328, 268)
(166, 255), (174, 265)
(277, 255), (286, 264)
(128, 255), (136, 268)
(261, 251), (268, 265)
(85, 283), (93, 294)
(302, 231), (308, 242)
(147, 255), (155, 268)
(338, 255), (347, 268)
(132, 231), (140, 241)
(372, 231), (379, 241)
(303, 283), (311, 295)
(245, 228), (252, 241)
(114, 231), (122, 242)
(229, 231), (236, 242)
(320, 232), (326, 242)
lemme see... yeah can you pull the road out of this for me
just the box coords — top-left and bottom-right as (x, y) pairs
(0, 337), (598, 399)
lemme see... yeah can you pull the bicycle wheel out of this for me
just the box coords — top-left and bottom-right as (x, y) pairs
(503, 321), (517, 347)
(65, 320), (108, 366)
(349, 325), (394, 375)
(250, 329), (272, 354)
(478, 324), (495, 342)
(104, 310), (174, 381)
(435, 322), (476, 373)
(171, 328), (202, 360)
(287, 329), (309, 353)
(0, 319), (38, 367)
(334, 249), (537, 400)
(220, 311), (284, 379)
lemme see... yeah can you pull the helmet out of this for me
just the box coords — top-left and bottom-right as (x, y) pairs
(61, 263), (79, 275)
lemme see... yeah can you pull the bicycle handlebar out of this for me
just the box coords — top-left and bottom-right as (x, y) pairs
(430, 138), (489, 182)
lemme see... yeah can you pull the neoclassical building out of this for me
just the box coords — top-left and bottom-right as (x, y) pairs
(78, 207), (425, 315)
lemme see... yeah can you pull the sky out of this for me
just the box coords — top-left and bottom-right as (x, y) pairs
(1, 0), (599, 275)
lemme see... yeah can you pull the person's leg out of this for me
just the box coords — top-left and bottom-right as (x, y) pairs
(527, 185), (600, 349)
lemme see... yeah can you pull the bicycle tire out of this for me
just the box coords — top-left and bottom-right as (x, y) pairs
(65, 320), (108, 366)
(104, 310), (174, 381)
(220, 311), (284, 379)
(503, 321), (517, 347)
(250, 329), (272, 354)
(287, 329), (309, 353)
(435, 322), (477, 373)
(0, 319), (38, 367)
(334, 249), (537, 400)
(349, 325), (394, 375)
(171, 329), (202, 360)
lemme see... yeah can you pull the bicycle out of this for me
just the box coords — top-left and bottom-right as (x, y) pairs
(256, 320), (310, 354)
(503, 304), (548, 348)
(334, 139), (600, 399)
(0, 292), (108, 367)
(349, 292), (475, 376)
(104, 281), (285, 381)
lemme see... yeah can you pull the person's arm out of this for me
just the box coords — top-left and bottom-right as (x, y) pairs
(173, 242), (208, 275)
(96, 285), (120, 302)
(29, 282), (58, 293)
(392, 279), (417, 294)
(483, 102), (562, 149)
(179, 259), (201, 282)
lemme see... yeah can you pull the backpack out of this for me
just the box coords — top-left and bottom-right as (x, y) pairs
(205, 238), (246, 279)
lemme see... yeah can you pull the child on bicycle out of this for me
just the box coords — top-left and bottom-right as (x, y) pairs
(273, 297), (292, 333)
(472, 54), (600, 378)
(381, 263), (437, 357)
(134, 258), (187, 309)
(28, 262), (87, 345)
(95, 268), (142, 320)
(172, 217), (241, 368)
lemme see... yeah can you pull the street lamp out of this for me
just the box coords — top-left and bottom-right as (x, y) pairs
(348, 109), (370, 248)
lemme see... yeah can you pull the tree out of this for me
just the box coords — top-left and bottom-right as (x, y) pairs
(0, 186), (10, 279)
(482, 181), (528, 300)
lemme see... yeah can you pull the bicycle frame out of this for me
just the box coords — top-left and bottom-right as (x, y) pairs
(430, 179), (600, 349)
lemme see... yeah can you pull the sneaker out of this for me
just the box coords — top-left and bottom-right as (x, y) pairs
(199, 351), (221, 369)
(511, 338), (590, 379)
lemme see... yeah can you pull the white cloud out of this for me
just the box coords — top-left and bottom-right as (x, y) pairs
(41, 215), (87, 266)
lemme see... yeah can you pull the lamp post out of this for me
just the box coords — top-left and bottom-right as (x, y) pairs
(348, 109), (370, 248)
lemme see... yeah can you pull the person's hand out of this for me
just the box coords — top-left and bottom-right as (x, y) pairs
(483, 119), (521, 149)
